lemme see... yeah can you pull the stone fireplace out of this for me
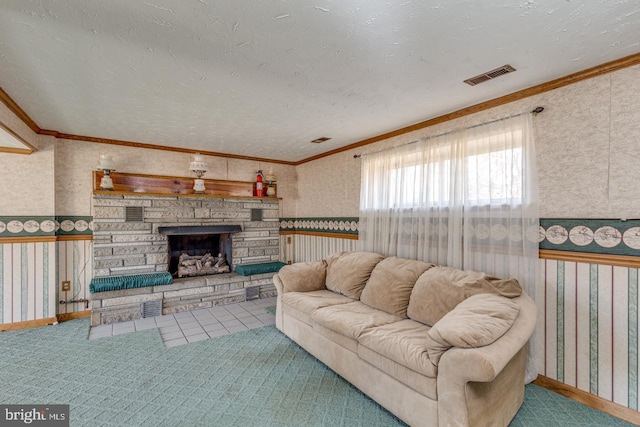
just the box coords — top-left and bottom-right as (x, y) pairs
(90, 193), (280, 325)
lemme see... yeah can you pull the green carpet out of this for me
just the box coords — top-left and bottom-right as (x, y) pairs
(0, 319), (634, 427)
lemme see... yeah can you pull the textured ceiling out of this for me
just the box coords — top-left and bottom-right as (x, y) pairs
(0, 1), (639, 162)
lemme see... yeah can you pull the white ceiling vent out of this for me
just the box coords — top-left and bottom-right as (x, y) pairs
(464, 65), (516, 86)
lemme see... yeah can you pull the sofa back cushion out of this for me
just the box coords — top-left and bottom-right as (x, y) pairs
(407, 266), (522, 326)
(360, 257), (435, 317)
(324, 252), (384, 299)
(425, 293), (520, 366)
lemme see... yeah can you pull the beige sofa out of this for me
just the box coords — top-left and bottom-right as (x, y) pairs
(273, 251), (537, 427)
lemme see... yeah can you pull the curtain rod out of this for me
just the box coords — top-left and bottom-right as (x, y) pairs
(353, 106), (544, 159)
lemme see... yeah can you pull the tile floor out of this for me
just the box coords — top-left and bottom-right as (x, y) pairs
(88, 296), (277, 348)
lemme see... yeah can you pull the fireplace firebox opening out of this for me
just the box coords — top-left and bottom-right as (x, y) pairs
(158, 225), (242, 278)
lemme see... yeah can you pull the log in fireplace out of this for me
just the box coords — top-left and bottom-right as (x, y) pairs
(158, 225), (242, 278)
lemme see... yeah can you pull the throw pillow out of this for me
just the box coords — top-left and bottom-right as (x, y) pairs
(407, 265), (521, 326)
(425, 293), (520, 366)
(277, 261), (326, 293)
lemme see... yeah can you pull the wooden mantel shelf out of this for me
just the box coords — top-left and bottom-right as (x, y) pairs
(93, 171), (280, 200)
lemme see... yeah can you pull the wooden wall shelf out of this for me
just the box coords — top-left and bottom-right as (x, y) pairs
(93, 171), (279, 199)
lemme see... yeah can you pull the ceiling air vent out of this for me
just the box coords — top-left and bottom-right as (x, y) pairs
(310, 137), (331, 144)
(124, 206), (144, 222)
(464, 65), (516, 86)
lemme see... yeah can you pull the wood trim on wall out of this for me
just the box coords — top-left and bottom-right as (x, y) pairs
(57, 235), (93, 241)
(57, 311), (91, 322)
(0, 147), (34, 155)
(0, 236), (57, 244)
(539, 249), (640, 268)
(52, 130), (295, 165)
(2, 53), (640, 166)
(533, 375), (640, 425)
(0, 87), (40, 134)
(279, 230), (359, 240)
(0, 317), (58, 331)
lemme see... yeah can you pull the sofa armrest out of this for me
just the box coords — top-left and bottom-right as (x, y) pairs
(273, 260), (327, 294)
(436, 292), (537, 426)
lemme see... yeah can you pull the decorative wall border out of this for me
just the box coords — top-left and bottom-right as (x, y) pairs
(539, 219), (640, 256)
(280, 217), (640, 258)
(0, 216), (93, 238)
(3, 216), (628, 253)
(279, 217), (359, 237)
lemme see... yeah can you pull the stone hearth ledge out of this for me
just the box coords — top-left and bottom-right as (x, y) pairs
(90, 271), (278, 326)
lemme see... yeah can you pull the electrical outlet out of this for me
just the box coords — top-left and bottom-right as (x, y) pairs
(61, 280), (71, 291)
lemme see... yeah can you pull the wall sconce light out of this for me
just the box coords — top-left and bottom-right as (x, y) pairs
(189, 153), (208, 193)
(96, 154), (116, 190)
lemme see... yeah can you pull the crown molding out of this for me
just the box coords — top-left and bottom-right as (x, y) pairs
(0, 87), (40, 134)
(39, 129), (296, 165)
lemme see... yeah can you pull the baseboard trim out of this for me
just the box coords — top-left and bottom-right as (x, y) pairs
(0, 317), (58, 331)
(57, 311), (91, 322)
(533, 375), (640, 425)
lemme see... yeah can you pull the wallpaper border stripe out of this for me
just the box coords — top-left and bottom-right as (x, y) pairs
(540, 219), (640, 256)
(281, 217), (640, 258)
(0, 216), (93, 238)
(279, 217), (359, 236)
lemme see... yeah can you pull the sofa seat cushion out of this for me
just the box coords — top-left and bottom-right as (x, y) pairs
(358, 319), (437, 379)
(282, 290), (354, 325)
(360, 257), (435, 317)
(313, 323), (360, 353)
(407, 265), (522, 327)
(324, 252), (384, 299)
(312, 301), (402, 340)
(357, 344), (437, 400)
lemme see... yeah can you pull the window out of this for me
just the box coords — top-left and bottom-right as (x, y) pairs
(362, 127), (525, 210)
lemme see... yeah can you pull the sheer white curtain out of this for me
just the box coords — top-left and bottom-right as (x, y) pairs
(359, 113), (539, 382)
